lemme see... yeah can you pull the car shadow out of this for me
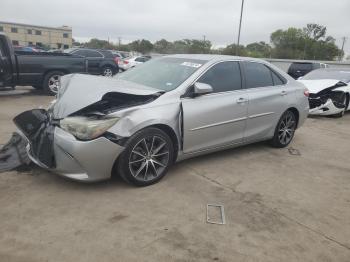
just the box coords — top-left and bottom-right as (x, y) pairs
(0, 86), (51, 98)
(15, 140), (272, 192)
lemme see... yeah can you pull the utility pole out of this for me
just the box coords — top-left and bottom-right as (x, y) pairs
(118, 37), (122, 47)
(339, 37), (347, 61)
(203, 35), (206, 42)
(236, 0), (245, 56)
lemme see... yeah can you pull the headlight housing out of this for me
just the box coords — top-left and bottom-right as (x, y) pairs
(60, 116), (120, 140)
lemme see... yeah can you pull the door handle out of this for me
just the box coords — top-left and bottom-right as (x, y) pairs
(280, 91), (287, 96)
(237, 97), (248, 104)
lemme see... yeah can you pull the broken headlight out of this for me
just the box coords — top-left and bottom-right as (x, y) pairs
(60, 116), (120, 140)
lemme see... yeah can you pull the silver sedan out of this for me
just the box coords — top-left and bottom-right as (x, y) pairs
(14, 55), (309, 186)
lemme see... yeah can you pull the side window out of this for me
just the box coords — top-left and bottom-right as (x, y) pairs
(73, 50), (86, 56)
(198, 61), (242, 93)
(135, 57), (146, 62)
(244, 62), (274, 88)
(271, 71), (285, 86)
(84, 50), (103, 58)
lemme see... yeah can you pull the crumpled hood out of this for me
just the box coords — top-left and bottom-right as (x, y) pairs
(298, 79), (347, 94)
(52, 74), (162, 118)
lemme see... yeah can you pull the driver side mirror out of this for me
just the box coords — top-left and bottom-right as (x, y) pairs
(193, 82), (213, 96)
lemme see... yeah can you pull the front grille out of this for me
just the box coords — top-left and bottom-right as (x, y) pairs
(13, 109), (56, 168)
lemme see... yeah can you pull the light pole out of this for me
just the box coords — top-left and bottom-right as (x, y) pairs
(236, 0), (245, 56)
(340, 37), (347, 61)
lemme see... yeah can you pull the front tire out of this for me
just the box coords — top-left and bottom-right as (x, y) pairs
(270, 110), (297, 148)
(117, 128), (174, 186)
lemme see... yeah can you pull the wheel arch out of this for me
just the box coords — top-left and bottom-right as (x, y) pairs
(149, 124), (179, 162)
(287, 107), (300, 128)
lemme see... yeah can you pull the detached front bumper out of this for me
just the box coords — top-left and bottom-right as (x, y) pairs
(309, 98), (344, 116)
(14, 109), (125, 182)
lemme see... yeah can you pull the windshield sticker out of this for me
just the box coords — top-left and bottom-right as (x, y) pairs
(181, 62), (202, 68)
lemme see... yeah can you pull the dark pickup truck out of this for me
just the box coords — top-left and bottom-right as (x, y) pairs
(0, 33), (87, 95)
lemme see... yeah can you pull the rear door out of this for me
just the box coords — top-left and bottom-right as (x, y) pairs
(85, 50), (103, 74)
(242, 61), (290, 141)
(73, 49), (103, 75)
(0, 36), (14, 87)
(182, 61), (248, 153)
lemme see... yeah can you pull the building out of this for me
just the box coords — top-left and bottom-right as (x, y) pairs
(0, 21), (72, 49)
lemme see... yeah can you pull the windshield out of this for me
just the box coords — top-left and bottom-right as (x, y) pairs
(117, 57), (207, 91)
(303, 69), (350, 83)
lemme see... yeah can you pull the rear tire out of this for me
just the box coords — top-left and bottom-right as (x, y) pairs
(117, 127), (174, 187)
(270, 110), (297, 148)
(102, 66), (114, 77)
(43, 71), (64, 96)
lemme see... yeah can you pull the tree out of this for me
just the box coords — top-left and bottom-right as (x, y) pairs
(129, 39), (154, 54)
(246, 41), (272, 58)
(270, 24), (342, 60)
(154, 39), (174, 54)
(221, 44), (247, 56)
(84, 38), (113, 49)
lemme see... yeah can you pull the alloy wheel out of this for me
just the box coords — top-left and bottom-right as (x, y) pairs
(278, 111), (296, 145)
(103, 68), (113, 77)
(48, 75), (61, 94)
(128, 136), (170, 182)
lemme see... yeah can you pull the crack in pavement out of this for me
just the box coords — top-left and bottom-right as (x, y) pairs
(185, 165), (350, 252)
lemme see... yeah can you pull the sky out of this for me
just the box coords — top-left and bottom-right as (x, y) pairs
(1, 0), (349, 56)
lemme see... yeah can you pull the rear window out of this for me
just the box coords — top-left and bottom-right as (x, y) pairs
(290, 63), (313, 71)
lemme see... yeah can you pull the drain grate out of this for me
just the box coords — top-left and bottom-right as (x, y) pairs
(207, 204), (226, 225)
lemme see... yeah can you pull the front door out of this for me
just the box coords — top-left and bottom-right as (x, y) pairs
(182, 61), (248, 153)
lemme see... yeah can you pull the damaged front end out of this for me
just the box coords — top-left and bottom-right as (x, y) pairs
(7, 74), (166, 181)
(301, 80), (348, 116)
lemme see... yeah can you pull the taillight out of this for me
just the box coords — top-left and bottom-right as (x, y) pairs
(304, 89), (310, 97)
(124, 60), (129, 64)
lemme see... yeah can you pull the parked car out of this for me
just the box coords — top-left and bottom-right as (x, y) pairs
(119, 56), (151, 71)
(299, 68), (350, 117)
(14, 55), (309, 186)
(110, 50), (129, 59)
(14, 46), (43, 52)
(288, 62), (329, 79)
(64, 48), (119, 76)
(109, 51), (128, 66)
(0, 33), (87, 95)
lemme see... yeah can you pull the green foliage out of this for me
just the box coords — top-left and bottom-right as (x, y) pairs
(153, 39), (212, 54)
(154, 39), (174, 54)
(84, 38), (114, 49)
(246, 41), (272, 58)
(129, 39), (154, 54)
(73, 24), (342, 61)
(221, 44), (247, 56)
(270, 24), (342, 60)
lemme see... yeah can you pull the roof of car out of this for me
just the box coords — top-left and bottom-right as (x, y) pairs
(312, 68), (350, 72)
(163, 54), (266, 63)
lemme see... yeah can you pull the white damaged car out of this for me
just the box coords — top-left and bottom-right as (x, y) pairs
(299, 68), (350, 117)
